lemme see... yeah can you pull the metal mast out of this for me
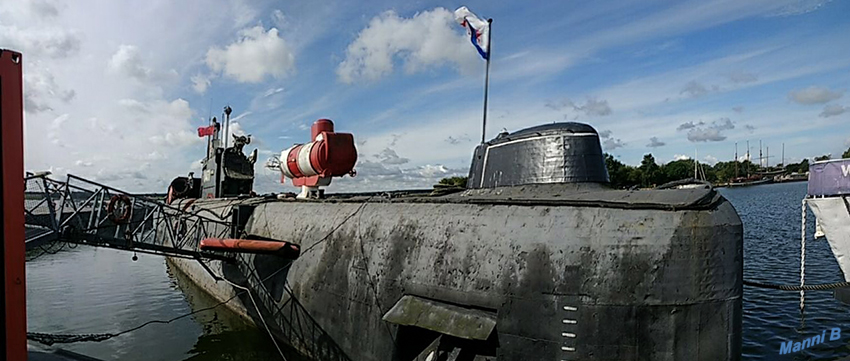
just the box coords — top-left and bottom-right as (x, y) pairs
(735, 142), (738, 178)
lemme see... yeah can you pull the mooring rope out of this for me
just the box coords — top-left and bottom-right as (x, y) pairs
(743, 279), (850, 291)
(26, 263), (290, 348)
(801, 199), (807, 310)
(743, 200), (850, 292)
(26, 292), (241, 345)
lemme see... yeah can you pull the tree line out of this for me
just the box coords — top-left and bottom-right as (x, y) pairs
(605, 153), (809, 189)
(439, 146), (850, 190)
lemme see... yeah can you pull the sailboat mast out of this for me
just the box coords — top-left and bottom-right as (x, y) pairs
(735, 142), (738, 178)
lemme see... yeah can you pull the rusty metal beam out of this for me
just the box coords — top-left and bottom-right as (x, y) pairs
(0, 48), (27, 361)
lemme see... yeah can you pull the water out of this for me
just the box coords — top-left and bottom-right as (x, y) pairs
(26, 181), (850, 360)
(722, 182), (850, 360)
(26, 247), (280, 360)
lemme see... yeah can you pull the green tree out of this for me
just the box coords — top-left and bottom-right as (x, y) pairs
(814, 154), (831, 161)
(660, 159), (694, 183)
(712, 161), (737, 182)
(785, 159), (809, 173)
(438, 176), (467, 187)
(639, 154), (661, 187)
(605, 153), (625, 188)
(627, 168), (643, 187)
(843, 147), (850, 159)
(703, 165), (718, 183)
(604, 153), (643, 189)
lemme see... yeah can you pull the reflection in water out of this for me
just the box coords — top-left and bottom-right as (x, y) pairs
(183, 329), (283, 361)
(26, 245), (293, 361)
(168, 260), (285, 360)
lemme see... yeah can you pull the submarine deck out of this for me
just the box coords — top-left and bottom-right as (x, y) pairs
(269, 183), (722, 211)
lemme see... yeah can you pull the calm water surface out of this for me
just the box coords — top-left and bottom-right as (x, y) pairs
(27, 182), (850, 360)
(721, 182), (850, 360)
(26, 247), (281, 360)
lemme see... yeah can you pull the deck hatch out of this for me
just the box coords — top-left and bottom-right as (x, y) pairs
(382, 295), (497, 341)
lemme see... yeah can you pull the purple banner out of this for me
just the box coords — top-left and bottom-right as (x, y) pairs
(808, 159), (850, 196)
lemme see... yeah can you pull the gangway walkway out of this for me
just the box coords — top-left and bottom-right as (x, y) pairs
(24, 173), (234, 262)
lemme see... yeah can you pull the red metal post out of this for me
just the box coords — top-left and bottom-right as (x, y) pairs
(0, 49), (27, 361)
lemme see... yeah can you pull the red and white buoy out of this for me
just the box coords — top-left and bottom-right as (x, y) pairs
(271, 119), (357, 198)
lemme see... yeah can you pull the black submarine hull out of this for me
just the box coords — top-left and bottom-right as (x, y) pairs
(168, 182), (742, 361)
(167, 121), (742, 360)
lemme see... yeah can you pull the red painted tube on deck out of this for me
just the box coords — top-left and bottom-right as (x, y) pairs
(200, 238), (300, 258)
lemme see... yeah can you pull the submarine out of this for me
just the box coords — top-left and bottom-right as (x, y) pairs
(164, 109), (743, 361)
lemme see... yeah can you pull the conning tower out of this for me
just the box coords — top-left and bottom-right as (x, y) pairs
(167, 106), (258, 203)
(467, 122), (609, 188)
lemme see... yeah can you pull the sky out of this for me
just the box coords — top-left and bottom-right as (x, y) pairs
(2, 0), (849, 193)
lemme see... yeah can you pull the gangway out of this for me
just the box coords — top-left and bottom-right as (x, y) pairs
(24, 172), (238, 262)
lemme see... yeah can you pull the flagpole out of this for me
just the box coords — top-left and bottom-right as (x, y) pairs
(481, 18), (492, 144)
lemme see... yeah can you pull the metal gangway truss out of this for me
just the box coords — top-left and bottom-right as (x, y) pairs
(24, 173), (234, 262)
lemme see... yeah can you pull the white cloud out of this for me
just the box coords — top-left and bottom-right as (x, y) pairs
(703, 155), (719, 165)
(546, 97), (612, 117)
(206, 26), (295, 83)
(769, 0), (833, 16)
(680, 118), (735, 142)
(337, 8), (479, 83)
(788, 86), (843, 104)
(673, 154), (690, 161)
(5, 0), (277, 192)
(191, 74), (212, 94)
(819, 104), (847, 118)
(271, 9), (287, 28)
(416, 164), (451, 178)
(598, 129), (625, 150)
(108, 45), (179, 86)
(603, 138), (626, 150)
(29, 0), (59, 18)
(680, 80), (718, 98)
(0, 25), (80, 59)
(677, 121), (704, 131)
(444, 135), (471, 145)
(142, 99), (202, 147)
(108, 45), (152, 81)
(24, 63), (75, 114)
(263, 87), (285, 97)
(374, 147), (409, 165)
(727, 71), (758, 84)
(647, 137), (665, 148)
(220, 121), (248, 144)
(328, 159), (465, 193)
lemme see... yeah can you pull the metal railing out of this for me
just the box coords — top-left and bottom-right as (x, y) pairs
(24, 173), (233, 261)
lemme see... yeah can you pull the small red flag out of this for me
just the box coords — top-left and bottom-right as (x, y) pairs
(197, 125), (215, 137)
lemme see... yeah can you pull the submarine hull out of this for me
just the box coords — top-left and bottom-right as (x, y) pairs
(168, 184), (742, 361)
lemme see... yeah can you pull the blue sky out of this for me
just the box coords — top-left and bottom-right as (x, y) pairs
(3, 0), (849, 192)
